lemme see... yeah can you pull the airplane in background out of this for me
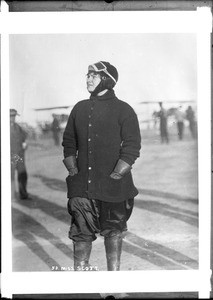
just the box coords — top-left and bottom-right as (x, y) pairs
(33, 105), (73, 132)
(137, 99), (197, 129)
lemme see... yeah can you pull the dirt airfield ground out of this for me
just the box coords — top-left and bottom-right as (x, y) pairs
(11, 125), (199, 298)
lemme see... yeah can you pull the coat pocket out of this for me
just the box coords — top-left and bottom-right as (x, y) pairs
(101, 172), (138, 200)
(66, 173), (82, 198)
(101, 175), (123, 198)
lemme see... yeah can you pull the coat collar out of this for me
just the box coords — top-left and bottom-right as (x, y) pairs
(90, 89), (116, 101)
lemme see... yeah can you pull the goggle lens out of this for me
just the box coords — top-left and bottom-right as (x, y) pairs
(93, 62), (106, 71)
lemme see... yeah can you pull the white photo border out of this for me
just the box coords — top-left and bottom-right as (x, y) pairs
(1, 3), (212, 298)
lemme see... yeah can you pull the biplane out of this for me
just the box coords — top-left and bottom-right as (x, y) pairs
(33, 105), (73, 132)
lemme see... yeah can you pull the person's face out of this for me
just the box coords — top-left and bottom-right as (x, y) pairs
(86, 72), (101, 93)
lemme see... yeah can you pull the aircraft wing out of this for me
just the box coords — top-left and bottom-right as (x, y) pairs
(34, 106), (71, 111)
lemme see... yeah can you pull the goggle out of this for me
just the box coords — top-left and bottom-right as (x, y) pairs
(88, 61), (117, 83)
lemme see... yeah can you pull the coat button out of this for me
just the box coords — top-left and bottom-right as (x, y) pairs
(89, 123), (92, 127)
(88, 180), (91, 183)
(88, 138), (91, 141)
(88, 167), (92, 170)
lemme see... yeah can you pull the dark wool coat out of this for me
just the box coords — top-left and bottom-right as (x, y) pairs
(62, 89), (141, 203)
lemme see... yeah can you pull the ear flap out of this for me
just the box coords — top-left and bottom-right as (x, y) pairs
(90, 75), (116, 96)
(103, 77), (116, 90)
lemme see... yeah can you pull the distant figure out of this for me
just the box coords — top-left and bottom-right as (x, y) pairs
(152, 111), (158, 129)
(10, 109), (30, 200)
(51, 114), (61, 146)
(157, 102), (169, 144)
(175, 105), (185, 140)
(185, 106), (196, 139)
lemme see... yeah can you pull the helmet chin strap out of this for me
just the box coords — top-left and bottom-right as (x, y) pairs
(90, 78), (107, 96)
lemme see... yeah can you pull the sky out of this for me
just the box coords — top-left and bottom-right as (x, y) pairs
(9, 33), (197, 126)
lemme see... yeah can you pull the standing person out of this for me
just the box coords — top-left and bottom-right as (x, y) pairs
(185, 105), (196, 139)
(175, 105), (185, 140)
(62, 61), (141, 271)
(10, 109), (30, 200)
(157, 102), (169, 144)
(51, 114), (61, 146)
